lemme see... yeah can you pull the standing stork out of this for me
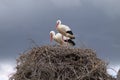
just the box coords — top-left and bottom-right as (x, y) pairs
(56, 20), (75, 39)
(50, 31), (75, 46)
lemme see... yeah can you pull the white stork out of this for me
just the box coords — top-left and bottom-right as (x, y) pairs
(50, 31), (75, 46)
(56, 20), (75, 39)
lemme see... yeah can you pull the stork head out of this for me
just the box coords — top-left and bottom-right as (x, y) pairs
(56, 20), (61, 28)
(50, 31), (55, 42)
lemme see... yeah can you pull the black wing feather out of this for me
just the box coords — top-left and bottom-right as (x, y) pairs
(64, 39), (75, 46)
(66, 31), (73, 35)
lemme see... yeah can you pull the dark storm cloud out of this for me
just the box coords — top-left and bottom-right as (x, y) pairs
(0, 0), (120, 78)
(0, 0), (120, 66)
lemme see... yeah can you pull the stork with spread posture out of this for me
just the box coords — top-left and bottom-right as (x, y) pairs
(50, 31), (75, 46)
(56, 20), (75, 39)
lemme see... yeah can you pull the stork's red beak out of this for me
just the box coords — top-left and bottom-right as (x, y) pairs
(56, 22), (59, 28)
(50, 33), (53, 42)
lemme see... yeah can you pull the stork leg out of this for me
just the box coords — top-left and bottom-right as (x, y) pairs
(61, 35), (64, 45)
(64, 39), (69, 47)
(66, 40), (69, 47)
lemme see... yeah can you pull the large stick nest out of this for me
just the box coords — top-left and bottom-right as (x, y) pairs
(9, 45), (115, 80)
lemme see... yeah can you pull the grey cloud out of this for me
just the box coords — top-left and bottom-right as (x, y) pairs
(0, 0), (120, 66)
(84, 0), (120, 17)
(50, 0), (81, 8)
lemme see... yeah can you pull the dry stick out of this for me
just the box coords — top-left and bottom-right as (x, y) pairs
(77, 61), (103, 80)
(56, 67), (68, 80)
(28, 38), (39, 47)
(69, 66), (79, 79)
(47, 54), (56, 72)
(10, 45), (112, 80)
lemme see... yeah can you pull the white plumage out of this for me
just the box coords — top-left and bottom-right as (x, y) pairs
(50, 31), (64, 45)
(50, 31), (75, 46)
(56, 20), (75, 39)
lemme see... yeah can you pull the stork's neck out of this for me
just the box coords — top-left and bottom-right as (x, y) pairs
(51, 32), (56, 38)
(56, 22), (59, 28)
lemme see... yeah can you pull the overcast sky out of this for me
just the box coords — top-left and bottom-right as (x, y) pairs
(0, 0), (120, 79)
